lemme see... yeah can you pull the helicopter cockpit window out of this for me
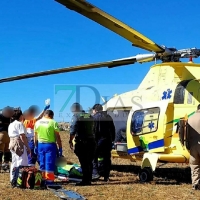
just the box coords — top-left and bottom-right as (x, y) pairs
(174, 86), (185, 104)
(131, 107), (160, 136)
(187, 92), (193, 104)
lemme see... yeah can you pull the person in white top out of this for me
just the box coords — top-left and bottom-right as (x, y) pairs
(8, 109), (31, 182)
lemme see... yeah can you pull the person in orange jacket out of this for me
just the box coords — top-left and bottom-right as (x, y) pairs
(23, 104), (50, 166)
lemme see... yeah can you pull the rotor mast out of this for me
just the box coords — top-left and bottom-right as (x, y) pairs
(159, 47), (200, 62)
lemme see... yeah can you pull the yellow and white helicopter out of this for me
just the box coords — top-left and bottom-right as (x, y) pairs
(1, 0), (200, 182)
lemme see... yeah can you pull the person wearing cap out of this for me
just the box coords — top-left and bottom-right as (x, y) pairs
(34, 110), (62, 186)
(0, 106), (14, 171)
(92, 104), (115, 182)
(69, 102), (96, 186)
(23, 104), (50, 166)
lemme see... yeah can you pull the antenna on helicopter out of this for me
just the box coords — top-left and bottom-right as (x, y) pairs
(189, 56), (193, 63)
(101, 96), (106, 103)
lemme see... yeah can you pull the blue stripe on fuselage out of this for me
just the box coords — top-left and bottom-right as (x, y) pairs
(148, 139), (164, 150)
(127, 139), (164, 154)
(127, 146), (143, 154)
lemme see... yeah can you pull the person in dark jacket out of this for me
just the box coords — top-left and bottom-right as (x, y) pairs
(69, 103), (96, 186)
(92, 104), (115, 182)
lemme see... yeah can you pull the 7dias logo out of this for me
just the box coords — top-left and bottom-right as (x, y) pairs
(54, 85), (101, 112)
(54, 84), (141, 121)
(54, 84), (106, 121)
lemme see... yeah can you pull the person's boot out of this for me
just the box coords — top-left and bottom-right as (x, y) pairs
(75, 181), (91, 186)
(103, 177), (109, 182)
(2, 162), (10, 172)
(0, 151), (3, 172)
(92, 173), (100, 181)
(40, 180), (47, 189)
(192, 184), (200, 190)
(192, 180), (200, 190)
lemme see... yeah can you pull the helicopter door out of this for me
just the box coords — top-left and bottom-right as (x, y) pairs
(126, 100), (169, 155)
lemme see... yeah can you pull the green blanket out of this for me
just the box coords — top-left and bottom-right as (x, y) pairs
(55, 163), (82, 178)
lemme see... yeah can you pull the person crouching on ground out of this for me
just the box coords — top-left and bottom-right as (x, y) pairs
(8, 109), (31, 182)
(23, 104), (50, 166)
(34, 110), (62, 186)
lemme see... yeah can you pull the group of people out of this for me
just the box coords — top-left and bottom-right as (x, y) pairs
(2, 102), (200, 190)
(0, 102), (115, 187)
(69, 102), (200, 189)
(0, 104), (63, 186)
(69, 103), (115, 186)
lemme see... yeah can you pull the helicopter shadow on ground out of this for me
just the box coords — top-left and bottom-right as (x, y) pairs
(111, 164), (192, 185)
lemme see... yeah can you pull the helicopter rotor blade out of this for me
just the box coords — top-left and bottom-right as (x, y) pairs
(0, 60), (133, 83)
(55, 0), (164, 53)
(0, 54), (156, 83)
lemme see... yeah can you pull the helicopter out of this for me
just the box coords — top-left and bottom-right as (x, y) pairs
(1, 0), (200, 182)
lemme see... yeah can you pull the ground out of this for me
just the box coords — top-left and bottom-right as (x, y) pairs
(1, 132), (200, 200)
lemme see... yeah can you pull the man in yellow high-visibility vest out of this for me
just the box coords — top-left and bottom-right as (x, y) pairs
(34, 110), (62, 186)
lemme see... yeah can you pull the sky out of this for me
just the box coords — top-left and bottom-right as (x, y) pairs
(0, 0), (200, 122)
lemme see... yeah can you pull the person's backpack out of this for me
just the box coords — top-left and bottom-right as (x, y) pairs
(16, 166), (28, 188)
(77, 112), (94, 138)
(34, 170), (43, 189)
(25, 167), (36, 189)
(12, 166), (42, 189)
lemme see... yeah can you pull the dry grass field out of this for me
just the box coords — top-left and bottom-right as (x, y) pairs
(1, 131), (200, 200)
